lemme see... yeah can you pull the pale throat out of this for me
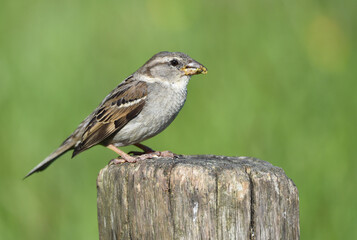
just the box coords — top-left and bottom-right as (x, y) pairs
(137, 73), (190, 92)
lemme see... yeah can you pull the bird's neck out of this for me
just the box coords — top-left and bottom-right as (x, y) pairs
(169, 77), (190, 92)
(136, 74), (190, 92)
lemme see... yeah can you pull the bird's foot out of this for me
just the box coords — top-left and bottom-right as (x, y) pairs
(108, 150), (177, 165)
(128, 151), (175, 157)
(136, 152), (160, 160)
(108, 154), (137, 165)
(138, 150), (176, 159)
(108, 153), (153, 165)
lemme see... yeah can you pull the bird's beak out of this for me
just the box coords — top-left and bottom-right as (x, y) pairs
(180, 61), (207, 76)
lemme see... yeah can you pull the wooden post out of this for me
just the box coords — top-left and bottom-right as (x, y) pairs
(97, 155), (299, 240)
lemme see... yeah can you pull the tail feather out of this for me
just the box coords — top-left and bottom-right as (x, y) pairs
(24, 140), (76, 179)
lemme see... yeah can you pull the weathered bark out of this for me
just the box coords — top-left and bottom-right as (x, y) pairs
(97, 155), (299, 240)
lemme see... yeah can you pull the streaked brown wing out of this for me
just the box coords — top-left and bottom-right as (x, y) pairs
(72, 78), (147, 156)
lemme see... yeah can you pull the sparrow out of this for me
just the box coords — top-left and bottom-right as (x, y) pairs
(25, 51), (207, 178)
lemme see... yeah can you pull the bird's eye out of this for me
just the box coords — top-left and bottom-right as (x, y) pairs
(170, 59), (179, 66)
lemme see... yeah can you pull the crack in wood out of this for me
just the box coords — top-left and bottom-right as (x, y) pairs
(245, 167), (256, 240)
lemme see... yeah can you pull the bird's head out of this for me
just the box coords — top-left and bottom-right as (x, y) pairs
(136, 51), (207, 82)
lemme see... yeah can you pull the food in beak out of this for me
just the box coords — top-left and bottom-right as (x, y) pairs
(181, 65), (207, 75)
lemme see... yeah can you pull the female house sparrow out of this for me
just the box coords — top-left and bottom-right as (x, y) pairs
(25, 51), (207, 178)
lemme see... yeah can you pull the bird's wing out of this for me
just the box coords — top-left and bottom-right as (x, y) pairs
(72, 76), (148, 156)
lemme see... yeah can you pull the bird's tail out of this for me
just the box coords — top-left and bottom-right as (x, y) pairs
(24, 137), (76, 179)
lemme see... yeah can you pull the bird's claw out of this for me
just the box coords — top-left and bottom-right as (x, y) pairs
(135, 151), (176, 160)
(108, 150), (176, 166)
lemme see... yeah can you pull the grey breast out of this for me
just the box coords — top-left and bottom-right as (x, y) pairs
(110, 81), (188, 147)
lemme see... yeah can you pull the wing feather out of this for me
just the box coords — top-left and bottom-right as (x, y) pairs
(72, 78), (148, 156)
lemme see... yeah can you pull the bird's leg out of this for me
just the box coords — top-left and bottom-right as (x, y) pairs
(134, 143), (155, 153)
(128, 143), (155, 156)
(107, 144), (137, 164)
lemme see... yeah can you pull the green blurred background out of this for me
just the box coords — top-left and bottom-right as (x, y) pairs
(1, 0), (356, 239)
